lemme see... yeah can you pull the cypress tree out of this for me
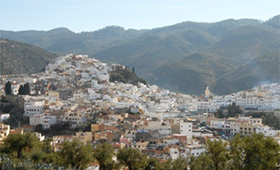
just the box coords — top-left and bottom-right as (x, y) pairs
(5, 81), (12, 95)
(23, 83), (30, 95)
(18, 85), (24, 95)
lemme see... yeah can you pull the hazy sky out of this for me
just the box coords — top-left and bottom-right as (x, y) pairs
(0, 0), (279, 32)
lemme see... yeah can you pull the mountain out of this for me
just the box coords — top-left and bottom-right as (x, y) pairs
(92, 31), (215, 79)
(265, 15), (280, 30)
(1, 15), (279, 95)
(0, 26), (147, 55)
(150, 53), (230, 95)
(92, 18), (278, 95)
(0, 39), (57, 75)
(214, 50), (280, 94)
(150, 24), (280, 95)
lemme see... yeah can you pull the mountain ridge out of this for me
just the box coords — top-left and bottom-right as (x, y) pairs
(0, 38), (57, 75)
(1, 15), (279, 95)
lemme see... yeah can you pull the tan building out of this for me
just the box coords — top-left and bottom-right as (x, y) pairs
(91, 124), (116, 133)
(91, 124), (100, 133)
(52, 135), (73, 152)
(0, 123), (10, 143)
(48, 90), (60, 100)
(75, 132), (92, 143)
(239, 122), (257, 136)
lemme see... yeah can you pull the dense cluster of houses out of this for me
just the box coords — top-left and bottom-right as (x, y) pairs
(1, 111), (280, 160)
(0, 54), (280, 161)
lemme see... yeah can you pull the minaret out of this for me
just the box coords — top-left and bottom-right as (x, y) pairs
(205, 86), (211, 97)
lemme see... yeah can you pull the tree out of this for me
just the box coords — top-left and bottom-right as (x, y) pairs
(228, 134), (244, 170)
(161, 158), (173, 170)
(23, 83), (30, 95)
(18, 85), (24, 95)
(18, 83), (30, 95)
(24, 145), (47, 164)
(41, 138), (55, 163)
(93, 142), (118, 170)
(191, 134), (280, 170)
(227, 102), (242, 117)
(117, 147), (148, 170)
(215, 109), (226, 118)
(189, 140), (228, 170)
(190, 153), (215, 170)
(4, 81), (12, 95)
(171, 156), (189, 170)
(3, 132), (40, 159)
(242, 134), (280, 170)
(261, 113), (280, 129)
(206, 139), (229, 170)
(57, 138), (93, 169)
(34, 124), (44, 133)
(145, 158), (164, 170)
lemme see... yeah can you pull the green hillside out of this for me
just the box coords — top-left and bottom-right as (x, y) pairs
(93, 18), (279, 95)
(151, 53), (231, 95)
(150, 24), (280, 95)
(265, 15), (280, 29)
(214, 50), (280, 94)
(0, 38), (57, 75)
(0, 26), (147, 56)
(1, 15), (279, 95)
(109, 66), (147, 85)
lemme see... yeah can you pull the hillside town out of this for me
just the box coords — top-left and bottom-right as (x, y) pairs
(1, 54), (280, 166)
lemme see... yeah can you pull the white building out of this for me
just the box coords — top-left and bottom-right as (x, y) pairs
(40, 115), (57, 129)
(185, 145), (206, 157)
(30, 114), (57, 129)
(24, 104), (43, 117)
(24, 99), (44, 117)
(148, 120), (171, 136)
(179, 122), (193, 138)
(256, 126), (276, 137)
(0, 114), (10, 122)
(30, 114), (44, 126)
(169, 147), (180, 160)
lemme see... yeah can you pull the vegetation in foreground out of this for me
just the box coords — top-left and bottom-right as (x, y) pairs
(0, 132), (279, 170)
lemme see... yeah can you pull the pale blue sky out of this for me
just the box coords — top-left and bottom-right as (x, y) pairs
(0, 0), (279, 32)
